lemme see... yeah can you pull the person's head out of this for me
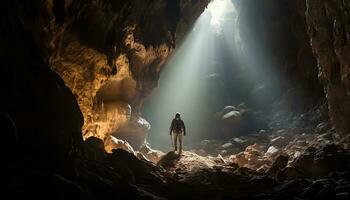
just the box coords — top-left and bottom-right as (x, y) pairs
(175, 112), (181, 119)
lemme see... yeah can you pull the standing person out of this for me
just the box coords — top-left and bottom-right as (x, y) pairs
(170, 112), (186, 154)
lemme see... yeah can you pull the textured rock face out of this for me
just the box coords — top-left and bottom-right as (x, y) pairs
(237, 0), (324, 111)
(237, 0), (350, 136)
(305, 0), (350, 135)
(0, 0), (84, 173)
(47, 0), (209, 148)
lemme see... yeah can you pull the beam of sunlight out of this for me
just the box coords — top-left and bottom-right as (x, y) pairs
(143, 0), (282, 151)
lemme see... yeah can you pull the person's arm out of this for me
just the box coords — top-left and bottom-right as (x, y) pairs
(182, 120), (186, 136)
(170, 119), (174, 135)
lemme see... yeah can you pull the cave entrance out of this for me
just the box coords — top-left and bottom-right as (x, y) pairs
(143, 0), (281, 151)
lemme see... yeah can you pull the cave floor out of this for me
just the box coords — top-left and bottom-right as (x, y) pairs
(150, 149), (350, 200)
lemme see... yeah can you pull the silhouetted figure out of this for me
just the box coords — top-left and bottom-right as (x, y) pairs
(170, 112), (186, 154)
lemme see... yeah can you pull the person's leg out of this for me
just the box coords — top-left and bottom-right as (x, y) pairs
(178, 132), (183, 154)
(172, 132), (178, 151)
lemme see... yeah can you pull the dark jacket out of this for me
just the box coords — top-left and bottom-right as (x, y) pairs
(170, 118), (186, 136)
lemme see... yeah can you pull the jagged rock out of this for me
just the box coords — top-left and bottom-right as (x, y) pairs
(218, 104), (268, 137)
(112, 117), (151, 149)
(270, 136), (289, 147)
(234, 167), (260, 177)
(85, 101), (132, 140)
(107, 149), (164, 186)
(300, 181), (324, 198)
(139, 143), (165, 163)
(315, 122), (332, 134)
(265, 146), (280, 159)
(215, 154), (226, 164)
(158, 151), (226, 175)
(339, 135), (350, 149)
(290, 144), (350, 178)
(157, 151), (181, 170)
(84, 137), (106, 160)
(274, 180), (309, 198)
(104, 136), (135, 154)
(268, 155), (289, 176)
(221, 142), (233, 148)
(305, 0), (350, 135)
(257, 164), (270, 173)
(46, 0), (210, 146)
(231, 152), (248, 167)
(248, 176), (277, 189)
(136, 152), (150, 162)
(221, 111), (242, 121)
(222, 106), (239, 114)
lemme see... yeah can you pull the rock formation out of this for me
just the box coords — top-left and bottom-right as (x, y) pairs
(237, 0), (350, 136)
(305, 0), (350, 135)
(47, 0), (209, 149)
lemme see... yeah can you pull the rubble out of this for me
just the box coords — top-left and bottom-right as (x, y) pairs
(267, 155), (289, 176)
(216, 104), (268, 138)
(189, 105), (350, 176)
(139, 143), (165, 163)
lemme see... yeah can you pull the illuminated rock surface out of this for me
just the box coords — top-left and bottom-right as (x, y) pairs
(48, 0), (209, 148)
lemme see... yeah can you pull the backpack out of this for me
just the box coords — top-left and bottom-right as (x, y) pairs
(172, 119), (183, 133)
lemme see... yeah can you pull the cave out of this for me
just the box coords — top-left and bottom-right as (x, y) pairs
(1, 0), (350, 199)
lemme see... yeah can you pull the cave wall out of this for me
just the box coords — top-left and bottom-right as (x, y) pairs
(0, 1), (211, 197)
(39, 0), (208, 149)
(0, 0), (84, 173)
(305, 0), (350, 135)
(0, 0), (209, 171)
(237, 0), (324, 112)
(236, 0), (350, 135)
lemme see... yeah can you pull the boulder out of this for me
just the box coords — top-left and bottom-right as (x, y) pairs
(139, 143), (165, 163)
(113, 117), (151, 149)
(274, 180), (309, 198)
(196, 140), (221, 154)
(248, 176), (277, 190)
(265, 146), (280, 159)
(231, 152), (248, 167)
(267, 155), (289, 176)
(218, 104), (269, 137)
(222, 106), (239, 114)
(315, 122), (332, 134)
(84, 137), (106, 160)
(104, 136), (135, 154)
(270, 136), (289, 147)
(221, 111), (241, 121)
(290, 144), (350, 178)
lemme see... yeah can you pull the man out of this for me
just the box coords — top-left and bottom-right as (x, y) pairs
(170, 112), (186, 154)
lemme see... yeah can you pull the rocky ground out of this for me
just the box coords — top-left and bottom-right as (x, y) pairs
(87, 102), (350, 200)
(4, 101), (350, 199)
(153, 104), (350, 199)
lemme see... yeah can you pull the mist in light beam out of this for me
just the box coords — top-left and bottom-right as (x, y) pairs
(143, 0), (281, 151)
